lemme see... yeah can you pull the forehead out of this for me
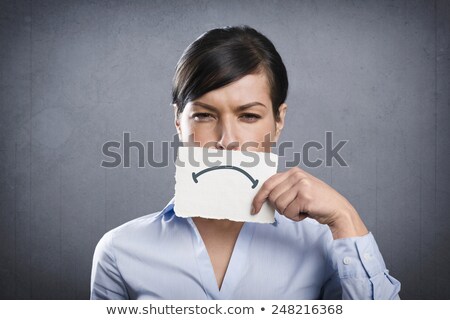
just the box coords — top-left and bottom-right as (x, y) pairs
(192, 73), (271, 107)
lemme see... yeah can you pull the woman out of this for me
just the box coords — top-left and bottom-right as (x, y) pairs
(91, 25), (401, 299)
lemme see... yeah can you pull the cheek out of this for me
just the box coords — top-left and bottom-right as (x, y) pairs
(241, 122), (277, 151)
(253, 118), (277, 138)
(179, 122), (215, 144)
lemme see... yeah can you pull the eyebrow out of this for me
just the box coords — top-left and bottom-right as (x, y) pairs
(191, 101), (267, 112)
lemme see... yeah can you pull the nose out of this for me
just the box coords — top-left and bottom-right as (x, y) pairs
(215, 119), (239, 150)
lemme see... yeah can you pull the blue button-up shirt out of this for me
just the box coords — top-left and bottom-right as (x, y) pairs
(90, 197), (401, 299)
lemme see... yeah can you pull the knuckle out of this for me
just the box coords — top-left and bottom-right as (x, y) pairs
(292, 166), (305, 175)
(289, 170), (303, 183)
(291, 166), (301, 173)
(261, 180), (271, 191)
(298, 177), (311, 188)
(294, 169), (305, 179)
(262, 180), (275, 193)
(302, 192), (313, 203)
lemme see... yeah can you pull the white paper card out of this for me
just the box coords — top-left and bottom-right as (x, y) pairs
(174, 147), (278, 223)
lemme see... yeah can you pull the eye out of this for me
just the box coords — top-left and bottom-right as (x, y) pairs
(192, 112), (215, 122)
(240, 113), (261, 122)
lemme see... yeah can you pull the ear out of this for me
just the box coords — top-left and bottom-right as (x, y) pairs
(274, 103), (287, 141)
(173, 104), (182, 136)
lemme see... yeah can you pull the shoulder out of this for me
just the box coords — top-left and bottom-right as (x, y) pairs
(94, 211), (158, 250)
(109, 211), (164, 239)
(94, 202), (176, 256)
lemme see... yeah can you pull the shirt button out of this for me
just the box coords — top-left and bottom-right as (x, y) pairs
(363, 253), (372, 261)
(343, 257), (352, 265)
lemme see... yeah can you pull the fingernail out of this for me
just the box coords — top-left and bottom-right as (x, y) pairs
(251, 206), (255, 215)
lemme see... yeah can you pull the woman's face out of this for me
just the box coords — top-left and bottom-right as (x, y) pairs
(174, 72), (287, 152)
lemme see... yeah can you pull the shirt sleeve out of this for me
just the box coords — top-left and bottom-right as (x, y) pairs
(322, 232), (401, 300)
(90, 232), (130, 300)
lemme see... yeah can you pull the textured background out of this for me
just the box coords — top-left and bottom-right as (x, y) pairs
(0, 0), (449, 299)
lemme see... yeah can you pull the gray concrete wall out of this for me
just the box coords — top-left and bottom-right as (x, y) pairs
(0, 0), (449, 299)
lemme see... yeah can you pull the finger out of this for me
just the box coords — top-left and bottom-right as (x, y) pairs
(256, 167), (308, 214)
(272, 188), (297, 217)
(284, 199), (309, 222)
(267, 176), (297, 205)
(279, 168), (310, 199)
(293, 166), (312, 179)
(251, 172), (288, 214)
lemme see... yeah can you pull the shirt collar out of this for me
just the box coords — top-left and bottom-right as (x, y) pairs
(162, 196), (278, 227)
(160, 196), (176, 218)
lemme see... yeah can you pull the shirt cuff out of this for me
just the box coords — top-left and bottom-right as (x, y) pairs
(332, 232), (387, 279)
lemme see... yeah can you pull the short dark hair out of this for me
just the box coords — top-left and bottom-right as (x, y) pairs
(171, 25), (288, 121)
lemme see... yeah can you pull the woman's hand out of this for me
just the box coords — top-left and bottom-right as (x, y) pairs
(251, 167), (368, 239)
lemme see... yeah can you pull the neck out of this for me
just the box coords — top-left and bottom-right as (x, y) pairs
(192, 216), (244, 233)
